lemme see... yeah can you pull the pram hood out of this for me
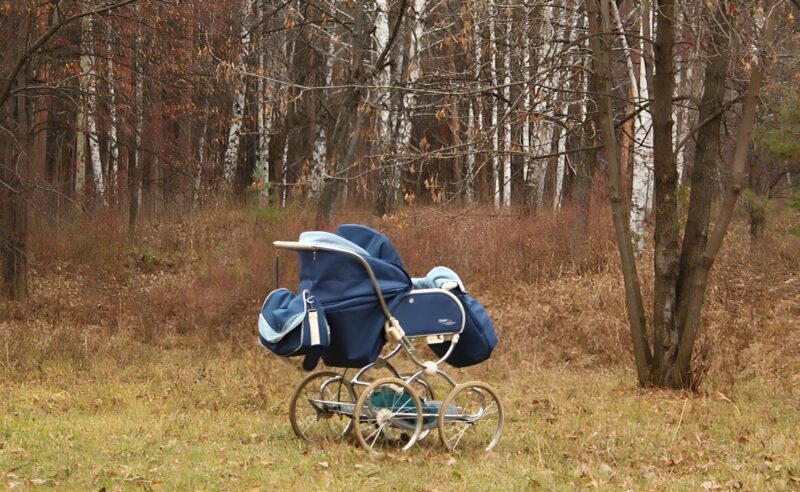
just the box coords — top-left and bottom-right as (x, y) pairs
(295, 226), (411, 312)
(335, 224), (406, 271)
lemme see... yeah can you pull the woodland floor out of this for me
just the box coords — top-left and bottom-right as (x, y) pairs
(1, 206), (799, 490)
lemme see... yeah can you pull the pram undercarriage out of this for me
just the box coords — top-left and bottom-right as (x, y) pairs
(288, 348), (504, 455)
(263, 226), (503, 454)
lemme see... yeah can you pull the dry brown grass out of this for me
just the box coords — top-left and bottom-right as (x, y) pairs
(4, 202), (799, 386)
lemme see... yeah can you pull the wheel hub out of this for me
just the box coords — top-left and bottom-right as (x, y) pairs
(376, 407), (393, 426)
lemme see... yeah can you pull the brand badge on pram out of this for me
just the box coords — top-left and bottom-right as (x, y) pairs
(438, 318), (456, 326)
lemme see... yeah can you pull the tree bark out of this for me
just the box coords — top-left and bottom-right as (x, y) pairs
(650, 0), (681, 385)
(675, 6), (729, 336)
(670, 35), (768, 387)
(223, 0), (252, 187)
(316, 0), (370, 225)
(586, 0), (652, 385)
(374, 0), (397, 216)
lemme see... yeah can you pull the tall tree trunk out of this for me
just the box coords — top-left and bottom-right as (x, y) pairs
(502, 7), (512, 208)
(83, 16), (105, 199)
(316, 0), (370, 225)
(308, 24), (336, 202)
(670, 49), (765, 388)
(526, 4), (554, 211)
(395, 0), (423, 198)
(586, 0), (652, 385)
(520, 3), (531, 208)
(76, 21), (89, 196)
(489, 0), (500, 209)
(129, 11), (144, 236)
(106, 30), (119, 203)
(465, 4), (479, 205)
(675, 6), (729, 331)
(1, 75), (29, 299)
(613, 0), (652, 252)
(223, 0), (252, 188)
(254, 0), (272, 205)
(650, 0), (681, 384)
(374, 0), (396, 216)
(669, 5), (772, 388)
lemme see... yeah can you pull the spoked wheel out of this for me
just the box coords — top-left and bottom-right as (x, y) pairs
(353, 377), (423, 456)
(438, 381), (503, 453)
(289, 370), (356, 444)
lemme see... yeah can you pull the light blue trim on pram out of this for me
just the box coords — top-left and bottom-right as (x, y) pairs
(259, 313), (304, 343)
(258, 288), (305, 343)
(411, 266), (467, 293)
(298, 231), (370, 257)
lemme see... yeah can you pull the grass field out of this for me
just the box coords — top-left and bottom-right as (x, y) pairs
(2, 339), (799, 490)
(1, 208), (799, 490)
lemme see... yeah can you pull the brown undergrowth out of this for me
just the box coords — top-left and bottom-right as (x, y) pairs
(1, 203), (798, 389)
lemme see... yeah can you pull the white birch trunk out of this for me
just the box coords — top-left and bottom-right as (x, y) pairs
(521, 5), (530, 184)
(375, 0), (391, 143)
(396, 0), (426, 171)
(526, 3), (554, 207)
(629, 13), (654, 252)
(223, 0), (252, 185)
(76, 17), (91, 195)
(465, 6), (480, 205)
(489, 1), (499, 209)
(106, 33), (118, 199)
(675, 63), (692, 182)
(193, 112), (207, 212)
(255, 0), (272, 204)
(374, 0), (397, 207)
(502, 10), (512, 208)
(256, 56), (272, 203)
(465, 98), (475, 204)
(85, 16), (105, 198)
(554, 2), (576, 210)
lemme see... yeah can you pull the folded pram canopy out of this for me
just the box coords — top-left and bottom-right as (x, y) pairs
(259, 224), (496, 369)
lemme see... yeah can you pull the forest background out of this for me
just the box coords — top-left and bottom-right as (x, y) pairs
(1, 0), (799, 488)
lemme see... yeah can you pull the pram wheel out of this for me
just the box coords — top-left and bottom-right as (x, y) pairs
(353, 377), (423, 456)
(289, 370), (356, 444)
(438, 381), (503, 453)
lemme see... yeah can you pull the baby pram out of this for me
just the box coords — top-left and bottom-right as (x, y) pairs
(258, 224), (502, 454)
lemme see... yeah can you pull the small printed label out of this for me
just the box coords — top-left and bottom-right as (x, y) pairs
(438, 318), (456, 326)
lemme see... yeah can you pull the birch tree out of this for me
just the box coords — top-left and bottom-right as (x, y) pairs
(395, 0), (425, 200)
(254, 0), (273, 204)
(222, 0), (252, 186)
(83, 16), (106, 198)
(489, 0), (500, 209)
(502, 6), (512, 208)
(106, 29), (119, 200)
(374, 0), (397, 215)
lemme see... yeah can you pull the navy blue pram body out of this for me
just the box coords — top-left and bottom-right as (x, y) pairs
(258, 225), (496, 369)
